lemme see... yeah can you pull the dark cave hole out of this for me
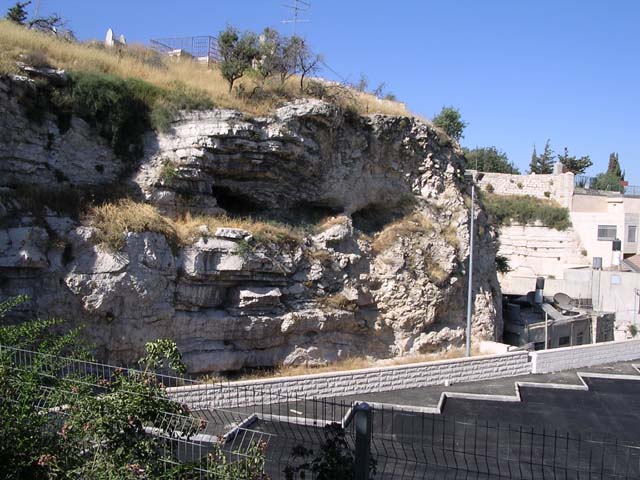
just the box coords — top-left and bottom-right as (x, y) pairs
(286, 201), (344, 226)
(210, 185), (265, 217)
(352, 199), (415, 235)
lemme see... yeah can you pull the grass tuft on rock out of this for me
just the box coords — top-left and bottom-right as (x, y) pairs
(372, 212), (434, 253)
(89, 201), (304, 252)
(89, 200), (179, 252)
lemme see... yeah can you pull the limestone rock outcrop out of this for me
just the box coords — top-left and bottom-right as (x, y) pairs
(0, 75), (502, 373)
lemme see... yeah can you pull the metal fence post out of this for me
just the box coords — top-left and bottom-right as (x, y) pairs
(354, 402), (372, 480)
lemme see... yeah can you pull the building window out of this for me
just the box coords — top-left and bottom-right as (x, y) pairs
(628, 225), (637, 243)
(597, 225), (617, 241)
(576, 332), (584, 345)
(558, 336), (571, 346)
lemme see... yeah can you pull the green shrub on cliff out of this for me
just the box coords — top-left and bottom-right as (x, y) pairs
(70, 72), (152, 159)
(69, 72), (214, 159)
(483, 193), (571, 231)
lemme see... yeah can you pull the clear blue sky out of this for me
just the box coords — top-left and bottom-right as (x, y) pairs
(5, 0), (639, 182)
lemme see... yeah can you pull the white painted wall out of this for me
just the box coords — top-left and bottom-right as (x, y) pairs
(570, 197), (625, 269)
(530, 339), (640, 373)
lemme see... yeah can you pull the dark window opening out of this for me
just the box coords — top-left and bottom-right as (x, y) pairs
(558, 336), (571, 346)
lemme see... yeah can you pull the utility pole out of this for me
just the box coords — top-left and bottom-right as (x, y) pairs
(466, 182), (475, 357)
(34, 0), (42, 18)
(282, 0), (311, 35)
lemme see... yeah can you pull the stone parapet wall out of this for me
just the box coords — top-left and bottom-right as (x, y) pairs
(470, 171), (575, 208)
(530, 339), (640, 373)
(167, 351), (531, 409)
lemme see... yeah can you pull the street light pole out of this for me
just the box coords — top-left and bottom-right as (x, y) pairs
(466, 183), (475, 357)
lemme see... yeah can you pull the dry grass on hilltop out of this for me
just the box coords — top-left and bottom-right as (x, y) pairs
(0, 20), (411, 117)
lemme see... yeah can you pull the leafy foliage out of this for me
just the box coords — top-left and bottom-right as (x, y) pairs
(208, 441), (269, 479)
(20, 72), (214, 160)
(557, 147), (592, 174)
(587, 152), (625, 192)
(70, 72), (152, 159)
(607, 152), (623, 179)
(290, 35), (322, 93)
(0, 297), (270, 478)
(495, 255), (511, 274)
(483, 193), (571, 230)
(218, 26), (260, 92)
(5, 1), (29, 24)
(529, 139), (554, 174)
(284, 423), (376, 480)
(463, 146), (520, 174)
(432, 106), (466, 142)
(591, 171), (624, 192)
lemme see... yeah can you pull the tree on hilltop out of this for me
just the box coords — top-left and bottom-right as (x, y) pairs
(432, 106), (467, 142)
(607, 152), (624, 179)
(529, 139), (554, 174)
(464, 146), (520, 174)
(218, 26), (259, 93)
(557, 147), (592, 174)
(590, 152), (625, 192)
(5, 1), (30, 24)
(290, 35), (322, 93)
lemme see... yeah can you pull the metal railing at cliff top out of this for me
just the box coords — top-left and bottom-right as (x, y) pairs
(575, 174), (640, 197)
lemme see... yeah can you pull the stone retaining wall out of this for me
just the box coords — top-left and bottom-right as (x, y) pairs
(167, 351), (531, 409)
(530, 339), (640, 373)
(470, 170), (575, 208)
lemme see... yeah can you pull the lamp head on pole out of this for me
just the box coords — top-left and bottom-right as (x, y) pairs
(464, 171), (485, 183)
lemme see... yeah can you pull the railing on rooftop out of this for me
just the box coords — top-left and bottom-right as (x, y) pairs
(149, 36), (220, 67)
(575, 174), (640, 197)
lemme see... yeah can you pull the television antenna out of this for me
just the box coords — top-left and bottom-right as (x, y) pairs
(282, 0), (311, 34)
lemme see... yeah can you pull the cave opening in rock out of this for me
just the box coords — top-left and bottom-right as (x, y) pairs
(210, 185), (265, 217)
(285, 201), (344, 227)
(352, 196), (416, 234)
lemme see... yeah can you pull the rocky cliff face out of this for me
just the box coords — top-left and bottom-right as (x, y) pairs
(0, 75), (502, 373)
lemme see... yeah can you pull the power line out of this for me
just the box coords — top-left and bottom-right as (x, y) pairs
(320, 59), (350, 85)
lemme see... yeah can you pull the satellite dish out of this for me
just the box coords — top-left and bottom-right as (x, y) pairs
(554, 292), (573, 311)
(118, 34), (126, 46)
(105, 28), (114, 47)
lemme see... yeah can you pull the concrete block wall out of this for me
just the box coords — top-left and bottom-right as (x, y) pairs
(471, 171), (575, 208)
(530, 339), (640, 373)
(168, 351), (531, 410)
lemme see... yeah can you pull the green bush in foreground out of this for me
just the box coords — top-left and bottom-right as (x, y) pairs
(0, 296), (268, 479)
(482, 193), (571, 231)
